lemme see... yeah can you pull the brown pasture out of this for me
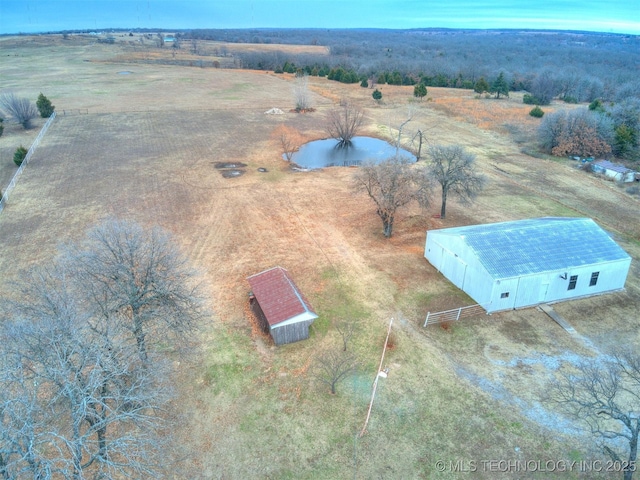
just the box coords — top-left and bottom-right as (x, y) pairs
(1, 36), (639, 479)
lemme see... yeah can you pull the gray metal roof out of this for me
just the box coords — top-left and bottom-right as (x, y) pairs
(432, 217), (630, 278)
(593, 160), (634, 174)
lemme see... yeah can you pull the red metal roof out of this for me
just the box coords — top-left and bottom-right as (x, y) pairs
(247, 266), (317, 326)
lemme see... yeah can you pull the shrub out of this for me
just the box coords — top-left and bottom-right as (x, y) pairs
(523, 93), (540, 105)
(529, 106), (544, 118)
(36, 93), (55, 118)
(372, 89), (382, 102)
(589, 98), (605, 112)
(13, 145), (28, 166)
(562, 95), (578, 104)
(360, 78), (368, 88)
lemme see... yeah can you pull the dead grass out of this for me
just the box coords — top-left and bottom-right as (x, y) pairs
(1, 36), (638, 479)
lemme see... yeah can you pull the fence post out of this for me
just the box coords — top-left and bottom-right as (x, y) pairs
(0, 112), (56, 216)
(423, 312), (430, 328)
(456, 307), (461, 321)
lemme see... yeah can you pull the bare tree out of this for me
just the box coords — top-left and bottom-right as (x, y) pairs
(326, 103), (365, 147)
(0, 92), (38, 129)
(427, 145), (486, 219)
(387, 106), (416, 156)
(0, 264), (169, 479)
(335, 320), (357, 352)
(67, 219), (205, 364)
(293, 73), (312, 111)
(549, 351), (639, 480)
(312, 349), (358, 395)
(353, 157), (431, 238)
(530, 69), (559, 105)
(273, 125), (303, 162)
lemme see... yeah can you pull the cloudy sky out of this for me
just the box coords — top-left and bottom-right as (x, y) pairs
(1, 0), (638, 35)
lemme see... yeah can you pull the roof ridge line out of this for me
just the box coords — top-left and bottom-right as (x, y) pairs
(281, 269), (312, 315)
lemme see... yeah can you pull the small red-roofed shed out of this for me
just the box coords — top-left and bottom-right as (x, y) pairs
(247, 266), (318, 346)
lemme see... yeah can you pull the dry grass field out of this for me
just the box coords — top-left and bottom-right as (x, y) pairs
(1, 35), (639, 479)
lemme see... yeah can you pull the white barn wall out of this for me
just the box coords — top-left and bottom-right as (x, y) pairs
(485, 278), (516, 311)
(425, 220), (632, 314)
(426, 232), (496, 307)
(481, 259), (629, 312)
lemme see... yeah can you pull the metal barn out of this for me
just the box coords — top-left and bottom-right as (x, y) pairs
(592, 160), (636, 183)
(424, 217), (631, 313)
(247, 266), (318, 346)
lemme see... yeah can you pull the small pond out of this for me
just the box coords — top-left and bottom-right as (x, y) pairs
(289, 136), (416, 169)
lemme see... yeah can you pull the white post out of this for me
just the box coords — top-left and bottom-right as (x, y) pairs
(359, 318), (393, 438)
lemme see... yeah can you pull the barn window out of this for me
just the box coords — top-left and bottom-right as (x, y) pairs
(568, 275), (578, 290)
(589, 272), (599, 286)
(500, 292), (509, 298)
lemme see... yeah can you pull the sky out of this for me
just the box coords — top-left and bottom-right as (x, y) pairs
(1, 0), (639, 35)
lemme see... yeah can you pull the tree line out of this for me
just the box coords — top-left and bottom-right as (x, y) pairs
(178, 28), (639, 104)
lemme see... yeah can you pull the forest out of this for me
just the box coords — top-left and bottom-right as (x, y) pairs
(173, 28), (640, 161)
(179, 29), (639, 102)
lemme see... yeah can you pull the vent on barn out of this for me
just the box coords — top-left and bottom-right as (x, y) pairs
(247, 266), (318, 346)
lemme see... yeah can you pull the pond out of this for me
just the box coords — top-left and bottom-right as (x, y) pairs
(289, 136), (416, 169)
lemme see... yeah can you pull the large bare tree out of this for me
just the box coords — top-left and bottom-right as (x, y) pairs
(0, 264), (169, 479)
(68, 219), (205, 363)
(427, 145), (486, 219)
(549, 351), (639, 480)
(0, 92), (38, 129)
(326, 103), (365, 147)
(353, 157), (431, 238)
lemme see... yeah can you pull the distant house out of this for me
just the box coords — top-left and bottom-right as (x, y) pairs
(424, 217), (631, 313)
(592, 160), (636, 183)
(247, 266), (318, 346)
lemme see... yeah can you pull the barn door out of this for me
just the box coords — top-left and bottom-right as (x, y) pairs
(441, 252), (467, 289)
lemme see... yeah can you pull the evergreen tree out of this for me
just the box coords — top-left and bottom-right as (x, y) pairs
(372, 89), (382, 102)
(613, 124), (637, 158)
(474, 77), (490, 95)
(14, 145), (28, 166)
(36, 93), (55, 118)
(491, 72), (509, 98)
(413, 83), (427, 100)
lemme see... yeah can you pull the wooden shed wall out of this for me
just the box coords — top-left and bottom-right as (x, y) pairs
(271, 320), (312, 346)
(250, 297), (270, 334)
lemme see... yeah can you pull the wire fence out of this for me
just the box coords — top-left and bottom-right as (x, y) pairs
(60, 109), (89, 116)
(0, 112), (57, 215)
